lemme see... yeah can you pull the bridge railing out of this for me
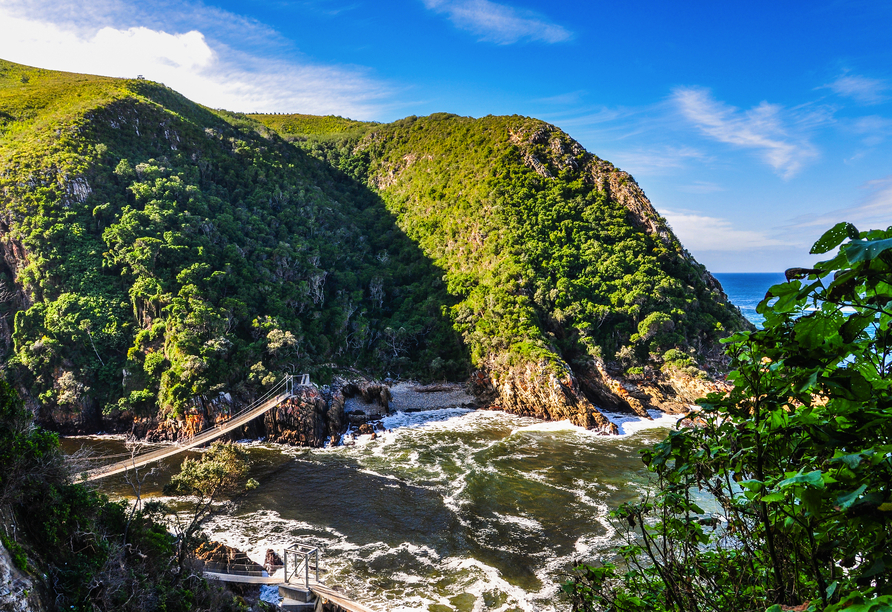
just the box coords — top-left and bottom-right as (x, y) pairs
(284, 543), (319, 588)
(83, 374), (312, 479)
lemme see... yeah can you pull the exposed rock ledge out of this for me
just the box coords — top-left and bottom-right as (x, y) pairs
(41, 364), (728, 445)
(471, 356), (730, 435)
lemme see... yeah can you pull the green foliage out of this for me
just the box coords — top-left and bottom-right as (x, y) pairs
(164, 441), (251, 500)
(0, 60), (468, 419)
(0, 375), (248, 611)
(1, 58), (745, 422)
(0, 376), (62, 506)
(0, 532), (28, 571)
(565, 224), (892, 611)
(256, 112), (747, 382)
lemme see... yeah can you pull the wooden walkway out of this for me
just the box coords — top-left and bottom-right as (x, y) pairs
(84, 375), (308, 481)
(204, 572), (374, 612)
(203, 571), (286, 585)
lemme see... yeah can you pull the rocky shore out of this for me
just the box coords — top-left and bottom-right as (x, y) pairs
(37, 359), (727, 446)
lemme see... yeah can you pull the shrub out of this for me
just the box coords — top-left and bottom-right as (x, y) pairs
(565, 223), (892, 611)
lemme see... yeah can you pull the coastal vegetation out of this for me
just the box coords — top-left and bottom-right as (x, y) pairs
(0, 59), (468, 427)
(0, 377), (251, 611)
(565, 223), (892, 611)
(254, 112), (750, 397)
(0, 58), (749, 432)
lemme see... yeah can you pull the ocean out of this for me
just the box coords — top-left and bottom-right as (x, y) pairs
(714, 272), (786, 329)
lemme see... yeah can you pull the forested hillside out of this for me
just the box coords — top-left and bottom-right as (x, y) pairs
(0, 59), (466, 430)
(0, 59), (747, 433)
(253, 112), (750, 430)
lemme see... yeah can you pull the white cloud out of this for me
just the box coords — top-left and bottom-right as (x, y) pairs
(849, 115), (892, 147)
(661, 209), (786, 252)
(0, 1), (395, 117)
(423, 0), (572, 44)
(610, 145), (709, 175)
(824, 74), (889, 105)
(786, 176), (892, 232)
(672, 87), (821, 179)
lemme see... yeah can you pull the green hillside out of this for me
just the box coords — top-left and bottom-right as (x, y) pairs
(0, 59), (747, 431)
(252, 112), (749, 422)
(0, 59), (466, 428)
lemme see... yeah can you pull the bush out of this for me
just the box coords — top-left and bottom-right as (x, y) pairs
(565, 223), (892, 611)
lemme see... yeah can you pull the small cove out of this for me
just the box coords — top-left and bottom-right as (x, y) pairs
(62, 273), (781, 611)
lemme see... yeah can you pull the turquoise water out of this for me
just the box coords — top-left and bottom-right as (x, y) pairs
(714, 272), (785, 328)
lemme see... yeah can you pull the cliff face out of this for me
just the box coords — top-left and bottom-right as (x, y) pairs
(474, 358), (619, 434)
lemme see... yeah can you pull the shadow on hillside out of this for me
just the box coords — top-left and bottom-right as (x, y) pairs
(281, 135), (472, 382)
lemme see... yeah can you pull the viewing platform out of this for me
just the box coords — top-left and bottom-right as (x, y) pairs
(202, 543), (373, 612)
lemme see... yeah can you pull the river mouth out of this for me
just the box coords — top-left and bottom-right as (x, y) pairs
(63, 408), (678, 611)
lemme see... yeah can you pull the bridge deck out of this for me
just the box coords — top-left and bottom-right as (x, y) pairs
(84, 390), (292, 481)
(204, 572), (373, 612)
(310, 583), (375, 612)
(202, 572), (290, 585)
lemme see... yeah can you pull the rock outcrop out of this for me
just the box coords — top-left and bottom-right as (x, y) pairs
(264, 385), (329, 447)
(195, 541), (264, 575)
(0, 542), (47, 612)
(476, 358), (619, 435)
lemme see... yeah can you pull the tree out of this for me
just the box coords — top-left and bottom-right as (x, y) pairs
(163, 441), (257, 564)
(564, 223), (892, 612)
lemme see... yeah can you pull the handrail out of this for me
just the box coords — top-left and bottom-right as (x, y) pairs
(82, 374), (311, 480)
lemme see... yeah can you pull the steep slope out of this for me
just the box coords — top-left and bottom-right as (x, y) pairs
(253, 113), (750, 432)
(0, 58), (747, 436)
(0, 60), (467, 431)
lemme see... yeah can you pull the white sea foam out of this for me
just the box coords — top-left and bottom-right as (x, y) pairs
(492, 512), (543, 531)
(381, 407), (475, 431)
(65, 433), (132, 441)
(259, 585), (281, 605)
(171, 407), (668, 611)
(602, 409), (686, 436)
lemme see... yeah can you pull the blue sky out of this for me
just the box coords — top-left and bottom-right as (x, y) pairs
(1, 0), (890, 272)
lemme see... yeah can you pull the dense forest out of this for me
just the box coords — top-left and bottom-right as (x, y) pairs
(0, 58), (746, 431)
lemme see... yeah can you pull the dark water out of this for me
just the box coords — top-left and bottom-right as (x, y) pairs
(62, 276), (773, 610)
(66, 410), (679, 611)
(714, 272), (786, 328)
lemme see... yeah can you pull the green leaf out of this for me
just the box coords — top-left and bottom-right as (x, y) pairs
(836, 485), (867, 510)
(826, 580), (838, 599)
(778, 470), (824, 489)
(859, 557), (886, 579)
(841, 313), (873, 344)
(844, 237), (892, 263)
(761, 491), (786, 503)
(811, 221), (859, 254)
(834, 452), (866, 470)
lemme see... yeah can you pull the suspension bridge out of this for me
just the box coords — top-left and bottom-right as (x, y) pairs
(82, 374), (310, 481)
